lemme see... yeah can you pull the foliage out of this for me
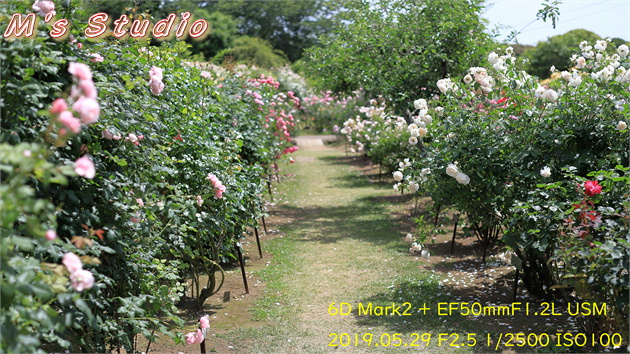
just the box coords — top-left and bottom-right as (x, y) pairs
(1, 0), (298, 351)
(211, 0), (343, 62)
(510, 167), (629, 338)
(300, 90), (363, 133)
(186, 10), (239, 60)
(214, 36), (288, 68)
(303, 0), (494, 115)
(523, 29), (601, 79)
(380, 41), (629, 340)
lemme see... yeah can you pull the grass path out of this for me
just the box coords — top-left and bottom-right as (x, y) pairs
(221, 143), (479, 353)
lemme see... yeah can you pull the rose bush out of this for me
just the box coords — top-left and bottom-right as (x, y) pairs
(1, 1), (299, 352)
(389, 42), (628, 340)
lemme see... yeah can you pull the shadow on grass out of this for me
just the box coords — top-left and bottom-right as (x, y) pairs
(276, 203), (402, 247)
(350, 278), (482, 335)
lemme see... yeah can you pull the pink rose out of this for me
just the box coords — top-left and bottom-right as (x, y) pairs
(32, 0), (55, 17)
(72, 97), (100, 125)
(62, 252), (83, 273)
(68, 62), (92, 81)
(196, 195), (203, 207)
(102, 130), (121, 140)
(78, 80), (97, 99)
(199, 315), (210, 329)
(70, 269), (94, 291)
(149, 76), (164, 95)
(125, 133), (141, 146)
(89, 53), (104, 63)
(58, 111), (81, 134)
(75, 155), (96, 179)
(185, 332), (197, 346)
(130, 211), (141, 223)
(45, 230), (57, 241)
(136, 198), (144, 207)
(50, 98), (68, 115)
(149, 66), (163, 80)
(207, 173), (219, 184)
(194, 329), (205, 344)
(184, 329), (204, 345)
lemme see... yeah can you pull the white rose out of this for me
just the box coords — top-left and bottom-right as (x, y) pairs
(568, 76), (582, 87)
(488, 52), (499, 64)
(618, 44), (629, 57)
(446, 164), (459, 177)
(618, 121), (627, 130)
(576, 57), (586, 68)
(393, 171), (404, 182)
(540, 166), (551, 178)
(541, 89), (558, 102)
(455, 172), (470, 185)
(414, 98), (427, 110)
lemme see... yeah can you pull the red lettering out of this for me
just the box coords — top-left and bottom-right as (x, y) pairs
(85, 13), (109, 38)
(152, 13), (176, 39)
(175, 12), (191, 38)
(189, 19), (208, 39)
(3, 13), (36, 39)
(130, 18), (150, 38)
(112, 14), (130, 38)
(50, 19), (69, 39)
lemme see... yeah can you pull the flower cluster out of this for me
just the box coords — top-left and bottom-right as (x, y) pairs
(184, 315), (210, 346)
(53, 62), (100, 136)
(148, 66), (165, 95)
(445, 163), (470, 185)
(207, 173), (226, 199)
(62, 253), (95, 292)
(283, 146), (298, 155)
(248, 74), (280, 89)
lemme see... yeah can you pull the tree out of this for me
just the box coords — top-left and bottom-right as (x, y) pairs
(188, 10), (238, 60)
(523, 29), (601, 79)
(302, 0), (493, 115)
(214, 36), (288, 68)
(212, 0), (343, 62)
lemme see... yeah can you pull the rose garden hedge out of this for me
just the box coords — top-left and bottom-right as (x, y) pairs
(1, 2), (300, 352)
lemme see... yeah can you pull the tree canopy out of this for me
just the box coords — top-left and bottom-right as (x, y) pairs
(211, 0), (342, 62)
(523, 29), (602, 79)
(302, 0), (494, 115)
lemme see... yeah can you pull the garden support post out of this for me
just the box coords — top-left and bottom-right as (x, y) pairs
(201, 340), (206, 354)
(261, 216), (268, 234)
(450, 214), (460, 254)
(254, 227), (263, 259)
(235, 242), (249, 294)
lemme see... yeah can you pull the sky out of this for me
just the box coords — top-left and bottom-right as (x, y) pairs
(482, 0), (630, 46)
